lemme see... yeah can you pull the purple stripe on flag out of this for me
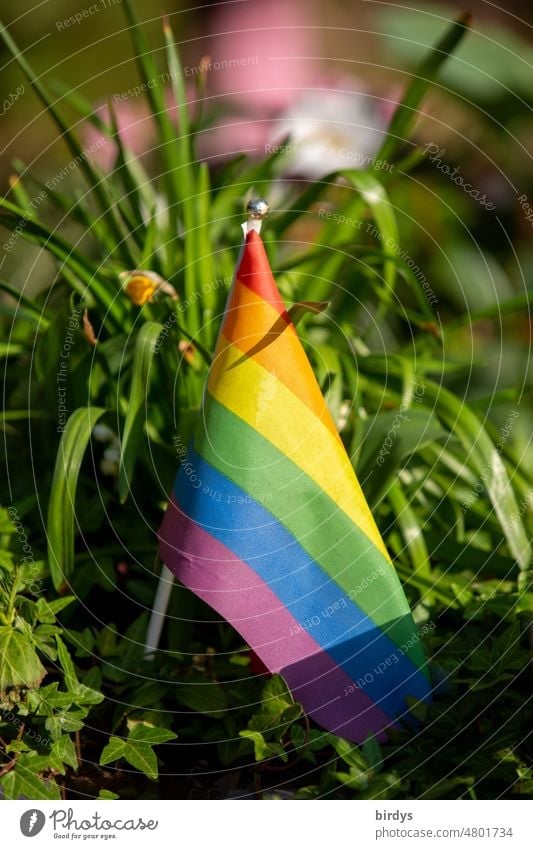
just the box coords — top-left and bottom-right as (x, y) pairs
(159, 495), (395, 742)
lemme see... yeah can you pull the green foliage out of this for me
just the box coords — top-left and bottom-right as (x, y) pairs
(100, 722), (177, 781)
(47, 407), (107, 590)
(0, 552), (103, 799)
(118, 321), (163, 503)
(0, 8), (532, 800)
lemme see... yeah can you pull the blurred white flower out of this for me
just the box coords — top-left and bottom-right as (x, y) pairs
(269, 88), (387, 178)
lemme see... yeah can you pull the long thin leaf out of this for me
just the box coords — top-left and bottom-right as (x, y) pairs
(376, 13), (471, 164)
(118, 322), (163, 503)
(0, 202), (125, 329)
(122, 0), (181, 242)
(0, 278), (50, 328)
(422, 379), (531, 570)
(342, 170), (399, 296)
(162, 18), (199, 329)
(47, 407), (106, 591)
(388, 480), (433, 594)
(0, 19), (133, 260)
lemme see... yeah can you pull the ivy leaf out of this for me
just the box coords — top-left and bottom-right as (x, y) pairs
(28, 682), (74, 714)
(127, 724), (177, 745)
(52, 735), (79, 771)
(100, 736), (160, 781)
(239, 730), (288, 763)
(55, 636), (103, 706)
(100, 736), (126, 766)
(331, 736), (369, 773)
(122, 741), (159, 780)
(1, 768), (61, 800)
(45, 710), (86, 738)
(98, 789), (120, 800)
(36, 596), (75, 623)
(0, 626), (46, 698)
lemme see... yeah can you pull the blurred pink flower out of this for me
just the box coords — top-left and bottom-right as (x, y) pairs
(208, 0), (319, 115)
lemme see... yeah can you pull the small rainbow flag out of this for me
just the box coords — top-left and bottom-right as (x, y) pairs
(159, 229), (432, 742)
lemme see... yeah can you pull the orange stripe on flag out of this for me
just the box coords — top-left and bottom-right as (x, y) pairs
(219, 280), (340, 439)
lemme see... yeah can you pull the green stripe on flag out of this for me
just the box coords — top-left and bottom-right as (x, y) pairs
(194, 393), (429, 678)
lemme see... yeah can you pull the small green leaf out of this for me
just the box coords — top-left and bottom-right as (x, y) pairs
(362, 734), (384, 774)
(239, 730), (288, 763)
(1, 768), (61, 800)
(43, 596), (76, 616)
(55, 635), (79, 692)
(127, 724), (177, 745)
(29, 682), (74, 713)
(331, 736), (369, 772)
(0, 626), (46, 697)
(175, 680), (228, 717)
(51, 735), (79, 770)
(45, 710), (86, 738)
(55, 636), (103, 706)
(122, 741), (158, 780)
(98, 789), (120, 800)
(100, 736), (126, 766)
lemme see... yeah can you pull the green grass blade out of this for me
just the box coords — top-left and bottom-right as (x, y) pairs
(388, 480), (433, 588)
(11, 161), (118, 257)
(376, 13), (471, 164)
(342, 170), (399, 296)
(0, 278), (50, 328)
(118, 321), (163, 503)
(0, 19), (133, 259)
(196, 163), (217, 344)
(0, 201), (125, 329)
(162, 17), (199, 330)
(421, 379), (530, 570)
(107, 100), (147, 240)
(121, 0), (181, 241)
(47, 407), (106, 591)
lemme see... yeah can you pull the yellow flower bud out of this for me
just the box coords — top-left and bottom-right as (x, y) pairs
(119, 269), (178, 306)
(124, 274), (157, 306)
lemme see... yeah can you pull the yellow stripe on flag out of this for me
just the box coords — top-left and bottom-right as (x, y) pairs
(208, 337), (391, 562)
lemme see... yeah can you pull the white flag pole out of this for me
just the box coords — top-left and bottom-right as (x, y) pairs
(143, 198), (270, 659)
(143, 561), (175, 658)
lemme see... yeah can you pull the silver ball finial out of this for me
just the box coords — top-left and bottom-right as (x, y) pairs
(246, 197), (269, 220)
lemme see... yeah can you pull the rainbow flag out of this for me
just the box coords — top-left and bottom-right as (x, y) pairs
(159, 229), (432, 742)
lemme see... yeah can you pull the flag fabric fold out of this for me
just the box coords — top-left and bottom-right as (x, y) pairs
(158, 228), (432, 742)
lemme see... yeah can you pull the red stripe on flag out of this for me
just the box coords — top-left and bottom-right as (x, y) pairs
(237, 230), (291, 321)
